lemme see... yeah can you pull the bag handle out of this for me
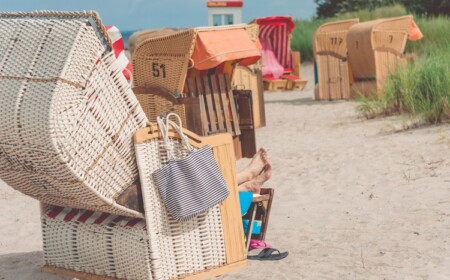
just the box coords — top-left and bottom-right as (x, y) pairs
(156, 113), (193, 160)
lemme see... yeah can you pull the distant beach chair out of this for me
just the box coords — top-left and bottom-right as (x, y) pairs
(347, 15), (419, 97)
(0, 11), (246, 280)
(252, 16), (308, 92)
(313, 18), (360, 100)
(131, 25), (261, 159)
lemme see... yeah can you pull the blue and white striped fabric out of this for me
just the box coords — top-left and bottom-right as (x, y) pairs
(152, 114), (229, 221)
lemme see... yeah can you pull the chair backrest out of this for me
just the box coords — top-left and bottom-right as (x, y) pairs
(0, 11), (147, 217)
(314, 18), (360, 59)
(134, 123), (247, 274)
(347, 15), (413, 85)
(313, 18), (359, 100)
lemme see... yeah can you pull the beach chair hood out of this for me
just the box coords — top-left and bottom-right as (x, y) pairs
(254, 16), (295, 70)
(0, 11), (148, 217)
(191, 27), (261, 70)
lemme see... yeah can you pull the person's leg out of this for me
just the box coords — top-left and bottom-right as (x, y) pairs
(236, 148), (269, 185)
(238, 163), (272, 193)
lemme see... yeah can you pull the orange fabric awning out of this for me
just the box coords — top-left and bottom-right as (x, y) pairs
(191, 28), (261, 70)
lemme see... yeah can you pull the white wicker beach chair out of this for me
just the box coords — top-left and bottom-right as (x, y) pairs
(0, 11), (247, 280)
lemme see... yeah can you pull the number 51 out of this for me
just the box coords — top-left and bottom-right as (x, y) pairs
(152, 62), (166, 78)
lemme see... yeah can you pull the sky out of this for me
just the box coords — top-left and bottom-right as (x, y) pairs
(0, 0), (317, 31)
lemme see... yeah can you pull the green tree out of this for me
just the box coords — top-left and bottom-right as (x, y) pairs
(401, 0), (450, 16)
(315, 0), (398, 17)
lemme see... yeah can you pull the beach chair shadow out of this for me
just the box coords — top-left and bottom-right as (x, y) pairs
(0, 11), (246, 280)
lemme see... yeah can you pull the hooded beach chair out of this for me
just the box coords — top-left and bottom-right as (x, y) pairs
(131, 24), (261, 159)
(0, 11), (247, 280)
(347, 15), (421, 97)
(252, 16), (308, 92)
(313, 18), (359, 100)
(232, 23), (266, 129)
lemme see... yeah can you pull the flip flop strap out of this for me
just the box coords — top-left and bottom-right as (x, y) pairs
(262, 248), (281, 257)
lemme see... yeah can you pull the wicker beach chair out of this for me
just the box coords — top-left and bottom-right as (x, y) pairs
(131, 25), (261, 159)
(347, 15), (414, 97)
(252, 16), (308, 92)
(0, 11), (247, 280)
(313, 18), (359, 100)
(232, 23), (266, 129)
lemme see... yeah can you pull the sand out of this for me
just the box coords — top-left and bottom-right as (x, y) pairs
(1, 64), (450, 280)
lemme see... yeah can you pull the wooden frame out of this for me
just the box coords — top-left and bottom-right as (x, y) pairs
(43, 261), (247, 280)
(263, 79), (287, 91)
(232, 66), (266, 128)
(242, 188), (274, 250)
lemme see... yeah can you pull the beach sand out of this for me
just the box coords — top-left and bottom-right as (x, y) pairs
(1, 64), (450, 280)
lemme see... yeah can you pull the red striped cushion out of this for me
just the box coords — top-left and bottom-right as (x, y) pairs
(105, 25), (133, 80)
(46, 206), (146, 229)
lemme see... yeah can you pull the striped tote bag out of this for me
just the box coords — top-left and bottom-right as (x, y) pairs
(152, 114), (229, 221)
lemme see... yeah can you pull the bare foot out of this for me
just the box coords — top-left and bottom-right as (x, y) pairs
(238, 163), (272, 193)
(237, 148), (269, 185)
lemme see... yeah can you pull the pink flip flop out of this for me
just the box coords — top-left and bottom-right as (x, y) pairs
(249, 239), (272, 250)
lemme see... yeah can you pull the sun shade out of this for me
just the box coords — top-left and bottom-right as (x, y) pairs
(191, 28), (261, 70)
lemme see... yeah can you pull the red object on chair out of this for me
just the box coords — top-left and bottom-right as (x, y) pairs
(105, 25), (133, 80)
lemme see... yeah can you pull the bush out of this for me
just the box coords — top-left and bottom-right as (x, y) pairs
(357, 45), (450, 123)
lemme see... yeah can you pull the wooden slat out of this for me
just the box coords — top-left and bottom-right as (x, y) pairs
(186, 78), (208, 135)
(213, 142), (247, 263)
(221, 74), (240, 135)
(213, 75), (233, 133)
(200, 76), (218, 134)
(208, 75), (225, 132)
(254, 70), (266, 128)
(340, 60), (351, 99)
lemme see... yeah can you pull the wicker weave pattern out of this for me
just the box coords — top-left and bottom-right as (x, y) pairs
(133, 29), (197, 96)
(41, 206), (152, 280)
(0, 13), (147, 217)
(135, 139), (226, 280)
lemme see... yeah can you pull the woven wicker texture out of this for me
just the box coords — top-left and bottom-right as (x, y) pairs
(133, 29), (197, 97)
(347, 15), (413, 96)
(41, 204), (152, 280)
(135, 137), (226, 280)
(313, 19), (359, 100)
(0, 12), (148, 217)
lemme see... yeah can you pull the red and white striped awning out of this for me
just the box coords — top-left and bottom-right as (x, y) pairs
(255, 16), (295, 70)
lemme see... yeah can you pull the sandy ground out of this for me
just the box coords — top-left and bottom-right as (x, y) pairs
(1, 64), (450, 280)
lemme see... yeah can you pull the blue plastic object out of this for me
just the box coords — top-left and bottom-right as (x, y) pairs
(238, 192), (253, 216)
(242, 219), (262, 234)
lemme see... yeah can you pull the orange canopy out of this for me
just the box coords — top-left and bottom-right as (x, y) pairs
(191, 28), (261, 70)
(408, 20), (423, 41)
